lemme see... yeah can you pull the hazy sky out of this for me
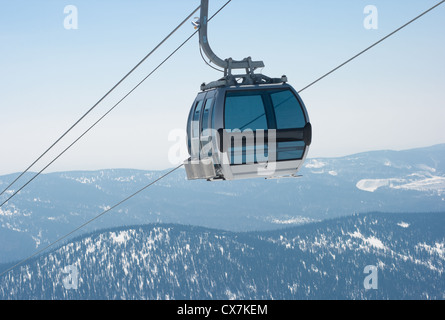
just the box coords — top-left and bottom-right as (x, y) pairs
(0, 0), (444, 175)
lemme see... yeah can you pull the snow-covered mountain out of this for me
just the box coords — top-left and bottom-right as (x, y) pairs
(1, 212), (444, 300)
(0, 144), (444, 263)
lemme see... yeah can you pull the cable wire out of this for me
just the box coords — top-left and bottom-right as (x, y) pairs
(298, 0), (445, 93)
(0, 163), (184, 279)
(0, 0), (442, 279)
(0, 5), (201, 199)
(0, 1), (232, 209)
(0, 1), (233, 278)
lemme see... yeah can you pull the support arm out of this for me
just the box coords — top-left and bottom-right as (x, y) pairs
(199, 0), (265, 74)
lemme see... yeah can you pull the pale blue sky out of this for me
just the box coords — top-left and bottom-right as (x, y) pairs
(0, 0), (444, 174)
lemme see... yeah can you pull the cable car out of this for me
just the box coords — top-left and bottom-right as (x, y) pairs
(184, 0), (311, 180)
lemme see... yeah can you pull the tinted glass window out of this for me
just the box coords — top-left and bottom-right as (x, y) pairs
(224, 89), (307, 164)
(201, 98), (213, 132)
(229, 139), (269, 165)
(192, 100), (204, 138)
(271, 90), (306, 129)
(200, 98), (214, 158)
(277, 141), (305, 160)
(225, 92), (268, 131)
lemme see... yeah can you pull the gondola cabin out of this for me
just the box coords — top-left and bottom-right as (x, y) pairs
(184, 81), (312, 180)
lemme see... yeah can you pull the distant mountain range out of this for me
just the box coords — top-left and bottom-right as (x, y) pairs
(1, 212), (444, 300)
(0, 144), (444, 263)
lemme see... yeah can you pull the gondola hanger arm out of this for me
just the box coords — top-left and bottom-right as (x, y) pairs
(199, 0), (265, 75)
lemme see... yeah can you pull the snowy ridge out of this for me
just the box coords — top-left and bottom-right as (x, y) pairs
(0, 144), (444, 264)
(0, 212), (444, 300)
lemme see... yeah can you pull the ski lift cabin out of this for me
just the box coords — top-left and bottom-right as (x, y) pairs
(184, 0), (311, 180)
(185, 78), (311, 180)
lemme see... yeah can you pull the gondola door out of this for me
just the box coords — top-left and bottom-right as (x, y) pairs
(199, 91), (216, 161)
(190, 97), (205, 160)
